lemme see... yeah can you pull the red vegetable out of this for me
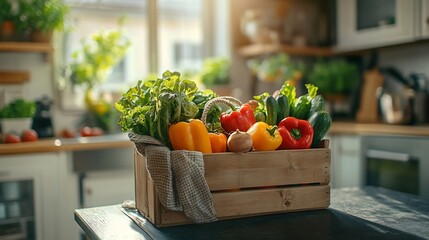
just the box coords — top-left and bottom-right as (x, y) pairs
(277, 117), (314, 150)
(220, 104), (256, 133)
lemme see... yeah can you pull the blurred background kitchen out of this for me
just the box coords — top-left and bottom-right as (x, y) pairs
(1, 0), (429, 239)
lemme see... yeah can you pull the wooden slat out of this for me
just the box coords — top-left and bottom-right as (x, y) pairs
(203, 148), (330, 191)
(212, 185), (330, 217)
(134, 151), (148, 218)
(0, 71), (30, 84)
(157, 185), (330, 227)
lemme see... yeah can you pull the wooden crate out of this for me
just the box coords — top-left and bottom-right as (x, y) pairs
(134, 140), (331, 227)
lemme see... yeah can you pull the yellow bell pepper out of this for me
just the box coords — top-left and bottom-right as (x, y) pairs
(247, 122), (282, 151)
(168, 119), (212, 153)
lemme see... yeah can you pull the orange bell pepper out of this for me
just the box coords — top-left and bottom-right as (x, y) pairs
(247, 122), (282, 151)
(168, 119), (212, 153)
(208, 132), (227, 153)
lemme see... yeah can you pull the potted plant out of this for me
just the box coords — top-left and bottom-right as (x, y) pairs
(66, 27), (131, 132)
(21, 0), (69, 42)
(0, 98), (36, 134)
(200, 57), (231, 95)
(0, 0), (18, 41)
(307, 58), (359, 116)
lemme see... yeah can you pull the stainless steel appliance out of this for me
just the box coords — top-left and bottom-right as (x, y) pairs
(362, 135), (429, 200)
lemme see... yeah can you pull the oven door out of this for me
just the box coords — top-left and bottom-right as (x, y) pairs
(362, 135), (429, 200)
(366, 149), (419, 195)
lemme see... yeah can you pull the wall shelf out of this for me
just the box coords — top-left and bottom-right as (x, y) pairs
(238, 43), (335, 58)
(0, 41), (52, 53)
(0, 71), (30, 84)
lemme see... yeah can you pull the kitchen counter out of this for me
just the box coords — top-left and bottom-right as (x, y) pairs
(330, 121), (429, 137)
(74, 186), (429, 240)
(1, 122), (428, 155)
(0, 133), (133, 155)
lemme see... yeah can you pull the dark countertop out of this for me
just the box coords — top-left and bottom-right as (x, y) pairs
(74, 186), (429, 240)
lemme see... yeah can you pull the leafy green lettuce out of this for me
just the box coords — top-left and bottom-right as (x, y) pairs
(115, 70), (206, 148)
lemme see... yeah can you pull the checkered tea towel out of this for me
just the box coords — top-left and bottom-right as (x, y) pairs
(129, 132), (217, 223)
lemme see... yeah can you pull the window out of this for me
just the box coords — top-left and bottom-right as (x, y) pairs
(59, 0), (216, 111)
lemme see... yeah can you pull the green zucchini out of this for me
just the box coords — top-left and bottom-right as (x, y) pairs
(276, 95), (289, 124)
(308, 95), (325, 118)
(308, 110), (332, 148)
(265, 96), (278, 126)
(293, 95), (311, 120)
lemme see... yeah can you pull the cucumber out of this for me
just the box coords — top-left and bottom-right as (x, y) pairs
(308, 110), (332, 148)
(276, 95), (289, 124)
(293, 95), (311, 120)
(308, 95), (325, 118)
(265, 96), (278, 126)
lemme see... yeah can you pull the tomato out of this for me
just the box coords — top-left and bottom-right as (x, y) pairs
(61, 128), (76, 138)
(21, 129), (39, 142)
(80, 126), (92, 137)
(4, 133), (21, 144)
(90, 127), (104, 136)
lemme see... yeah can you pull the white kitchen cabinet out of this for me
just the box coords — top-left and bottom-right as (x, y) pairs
(82, 170), (134, 208)
(0, 152), (80, 240)
(336, 0), (419, 51)
(328, 134), (363, 189)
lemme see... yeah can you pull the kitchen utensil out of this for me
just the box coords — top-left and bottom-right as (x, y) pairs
(32, 95), (54, 138)
(356, 68), (384, 123)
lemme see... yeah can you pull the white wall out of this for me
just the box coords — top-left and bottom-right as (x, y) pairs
(378, 42), (429, 77)
(0, 52), (81, 134)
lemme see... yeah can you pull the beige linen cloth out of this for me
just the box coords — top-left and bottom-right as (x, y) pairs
(129, 132), (217, 223)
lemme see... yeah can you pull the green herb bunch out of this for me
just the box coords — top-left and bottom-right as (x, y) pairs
(0, 99), (36, 118)
(200, 57), (230, 87)
(115, 70), (219, 148)
(307, 59), (358, 95)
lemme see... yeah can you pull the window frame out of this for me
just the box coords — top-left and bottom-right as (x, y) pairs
(56, 0), (219, 112)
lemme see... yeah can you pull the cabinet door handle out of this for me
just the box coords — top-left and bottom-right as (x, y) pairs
(367, 149), (411, 162)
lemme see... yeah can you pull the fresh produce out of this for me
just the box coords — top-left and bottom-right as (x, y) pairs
(264, 96), (277, 126)
(220, 103), (256, 133)
(208, 132), (227, 153)
(227, 130), (253, 153)
(80, 126), (93, 137)
(276, 95), (289, 124)
(277, 117), (313, 150)
(168, 119), (212, 153)
(308, 110), (332, 148)
(278, 82), (318, 119)
(0, 98), (36, 118)
(4, 133), (21, 144)
(116, 71), (217, 148)
(293, 95), (312, 120)
(21, 129), (38, 142)
(247, 122), (282, 151)
(308, 95), (326, 118)
(61, 128), (76, 138)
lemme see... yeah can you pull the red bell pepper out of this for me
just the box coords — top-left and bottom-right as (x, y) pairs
(220, 103), (256, 133)
(277, 117), (314, 150)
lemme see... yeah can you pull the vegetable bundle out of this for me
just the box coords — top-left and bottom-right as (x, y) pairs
(115, 70), (219, 148)
(116, 70), (332, 153)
